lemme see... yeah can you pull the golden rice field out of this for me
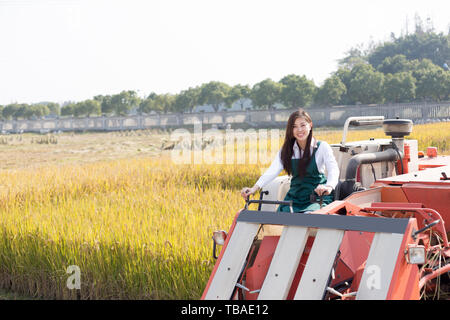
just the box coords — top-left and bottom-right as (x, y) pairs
(0, 122), (448, 299)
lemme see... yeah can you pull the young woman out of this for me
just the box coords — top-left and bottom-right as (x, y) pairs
(241, 108), (339, 212)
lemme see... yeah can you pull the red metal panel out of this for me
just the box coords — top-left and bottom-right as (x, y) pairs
(386, 219), (420, 300)
(402, 185), (450, 233)
(338, 231), (374, 273)
(380, 186), (409, 203)
(245, 236), (279, 300)
(329, 231), (374, 291)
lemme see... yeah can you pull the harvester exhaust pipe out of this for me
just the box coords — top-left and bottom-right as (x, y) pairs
(344, 148), (400, 182)
(340, 119), (413, 199)
(340, 149), (400, 198)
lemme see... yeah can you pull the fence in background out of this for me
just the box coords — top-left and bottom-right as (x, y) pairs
(1, 101), (449, 133)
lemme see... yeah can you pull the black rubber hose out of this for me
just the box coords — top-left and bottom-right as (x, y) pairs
(344, 149), (400, 181)
(340, 149), (401, 199)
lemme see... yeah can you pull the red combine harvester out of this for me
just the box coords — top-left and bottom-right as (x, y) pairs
(202, 117), (450, 300)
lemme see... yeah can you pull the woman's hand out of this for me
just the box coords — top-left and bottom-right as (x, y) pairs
(240, 186), (260, 199)
(314, 184), (333, 196)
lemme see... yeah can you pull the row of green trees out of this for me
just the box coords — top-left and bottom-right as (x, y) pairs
(1, 28), (449, 120)
(0, 103), (60, 121)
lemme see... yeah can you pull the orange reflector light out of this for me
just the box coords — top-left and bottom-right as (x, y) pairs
(426, 147), (437, 158)
(406, 244), (426, 264)
(212, 230), (227, 246)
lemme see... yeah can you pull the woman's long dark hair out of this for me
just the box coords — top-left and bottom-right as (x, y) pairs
(280, 109), (313, 177)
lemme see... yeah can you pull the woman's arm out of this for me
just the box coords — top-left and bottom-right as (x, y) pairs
(255, 150), (284, 189)
(240, 150), (284, 198)
(315, 141), (339, 195)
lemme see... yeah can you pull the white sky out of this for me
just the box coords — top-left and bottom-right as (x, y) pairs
(0, 0), (449, 105)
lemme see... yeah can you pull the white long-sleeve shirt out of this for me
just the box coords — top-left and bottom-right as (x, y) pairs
(255, 138), (339, 189)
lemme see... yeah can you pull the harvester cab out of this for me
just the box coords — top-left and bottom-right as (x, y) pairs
(202, 116), (450, 300)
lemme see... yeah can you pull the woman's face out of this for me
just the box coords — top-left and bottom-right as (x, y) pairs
(292, 117), (311, 144)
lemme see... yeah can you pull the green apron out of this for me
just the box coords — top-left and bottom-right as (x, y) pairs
(278, 141), (334, 213)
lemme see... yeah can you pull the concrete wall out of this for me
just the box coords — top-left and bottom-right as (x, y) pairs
(1, 102), (449, 133)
